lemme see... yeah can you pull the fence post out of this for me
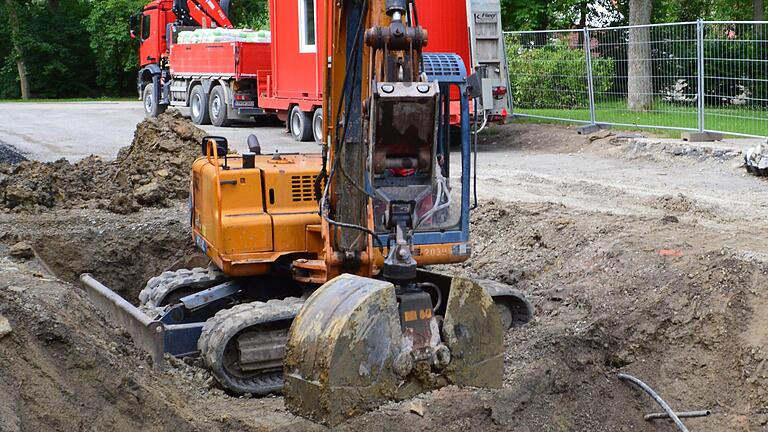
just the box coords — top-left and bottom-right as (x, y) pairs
(583, 27), (597, 126)
(696, 19), (705, 133)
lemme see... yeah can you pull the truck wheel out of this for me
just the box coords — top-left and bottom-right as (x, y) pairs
(143, 84), (166, 117)
(289, 106), (313, 142)
(209, 86), (231, 127)
(190, 86), (211, 125)
(312, 108), (323, 144)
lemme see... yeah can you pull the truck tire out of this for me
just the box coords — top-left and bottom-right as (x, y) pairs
(289, 106), (313, 142)
(143, 84), (166, 117)
(209, 86), (231, 127)
(312, 108), (323, 144)
(190, 86), (211, 125)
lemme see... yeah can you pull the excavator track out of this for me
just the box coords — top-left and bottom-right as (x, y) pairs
(138, 267), (229, 311)
(198, 297), (304, 395)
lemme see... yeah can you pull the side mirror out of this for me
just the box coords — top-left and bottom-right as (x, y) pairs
(246, 134), (261, 155)
(129, 14), (138, 39)
(201, 136), (229, 157)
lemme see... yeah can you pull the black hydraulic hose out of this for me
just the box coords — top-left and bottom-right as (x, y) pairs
(645, 410), (711, 421)
(419, 282), (442, 312)
(323, 0), (366, 206)
(319, 0), (383, 251)
(471, 96), (479, 210)
(618, 373), (690, 432)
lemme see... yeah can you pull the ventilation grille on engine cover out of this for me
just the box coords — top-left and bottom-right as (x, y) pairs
(291, 175), (315, 202)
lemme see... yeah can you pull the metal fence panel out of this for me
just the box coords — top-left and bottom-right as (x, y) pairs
(587, 22), (699, 131)
(504, 29), (592, 124)
(504, 20), (768, 138)
(703, 22), (768, 137)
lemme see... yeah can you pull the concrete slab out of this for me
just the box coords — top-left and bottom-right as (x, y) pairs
(630, 136), (763, 160)
(681, 131), (725, 142)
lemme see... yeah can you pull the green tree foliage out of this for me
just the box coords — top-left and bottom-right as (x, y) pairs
(506, 41), (615, 109)
(1, 0), (96, 98)
(83, 0), (146, 96)
(229, 0), (269, 29)
(501, 0), (622, 30)
(500, 0), (762, 30)
(0, 4), (16, 97)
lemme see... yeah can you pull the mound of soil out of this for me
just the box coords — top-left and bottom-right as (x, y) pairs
(0, 199), (764, 431)
(0, 111), (205, 214)
(424, 201), (767, 431)
(0, 256), (220, 432)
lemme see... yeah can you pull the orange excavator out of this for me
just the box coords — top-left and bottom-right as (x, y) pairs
(83, 0), (532, 425)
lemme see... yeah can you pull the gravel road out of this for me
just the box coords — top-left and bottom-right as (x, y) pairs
(0, 101), (315, 161)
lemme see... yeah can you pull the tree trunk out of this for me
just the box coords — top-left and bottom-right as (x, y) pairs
(627, 0), (653, 111)
(5, 0), (30, 99)
(755, 0), (765, 21)
(48, 0), (59, 10)
(579, 1), (588, 28)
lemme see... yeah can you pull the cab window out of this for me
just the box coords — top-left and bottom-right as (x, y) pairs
(141, 14), (151, 41)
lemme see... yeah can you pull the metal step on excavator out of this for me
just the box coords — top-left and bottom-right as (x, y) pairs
(80, 0), (532, 426)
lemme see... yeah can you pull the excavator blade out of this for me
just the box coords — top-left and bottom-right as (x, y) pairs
(283, 273), (504, 426)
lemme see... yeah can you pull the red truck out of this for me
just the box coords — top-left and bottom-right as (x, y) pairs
(133, 0), (510, 142)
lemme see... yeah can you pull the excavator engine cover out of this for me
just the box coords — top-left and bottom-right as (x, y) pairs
(283, 273), (504, 426)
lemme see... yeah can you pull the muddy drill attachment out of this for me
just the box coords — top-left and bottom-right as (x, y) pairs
(285, 273), (505, 425)
(282, 0), (517, 425)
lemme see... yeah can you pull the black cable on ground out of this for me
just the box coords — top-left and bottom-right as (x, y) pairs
(617, 373), (690, 432)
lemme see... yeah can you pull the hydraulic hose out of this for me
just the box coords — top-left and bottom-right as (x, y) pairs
(618, 373), (690, 432)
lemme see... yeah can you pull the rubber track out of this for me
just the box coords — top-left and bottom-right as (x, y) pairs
(198, 297), (304, 395)
(138, 267), (229, 310)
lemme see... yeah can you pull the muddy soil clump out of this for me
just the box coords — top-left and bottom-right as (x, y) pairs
(0, 111), (204, 213)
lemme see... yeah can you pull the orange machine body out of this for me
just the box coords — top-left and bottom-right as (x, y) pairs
(190, 151), (469, 282)
(191, 153), (324, 277)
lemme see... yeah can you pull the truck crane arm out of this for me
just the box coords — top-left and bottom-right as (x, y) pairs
(173, 0), (233, 28)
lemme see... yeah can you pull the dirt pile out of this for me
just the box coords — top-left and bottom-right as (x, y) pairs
(0, 255), (219, 432)
(422, 201), (768, 431)
(110, 110), (206, 211)
(0, 142), (27, 165)
(0, 198), (764, 431)
(0, 111), (205, 213)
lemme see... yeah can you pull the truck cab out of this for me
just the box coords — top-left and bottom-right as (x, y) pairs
(131, 0), (175, 116)
(132, 0), (174, 68)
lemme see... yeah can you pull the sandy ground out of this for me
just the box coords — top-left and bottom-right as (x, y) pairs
(0, 120), (766, 431)
(465, 124), (768, 221)
(0, 102), (313, 161)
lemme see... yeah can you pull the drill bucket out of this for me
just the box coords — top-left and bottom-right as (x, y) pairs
(283, 273), (504, 426)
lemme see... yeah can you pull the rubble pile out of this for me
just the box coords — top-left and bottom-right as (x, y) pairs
(0, 111), (205, 213)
